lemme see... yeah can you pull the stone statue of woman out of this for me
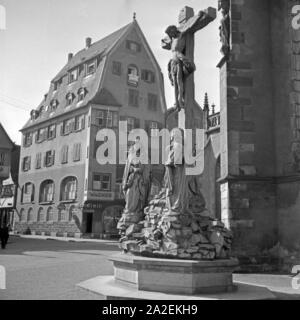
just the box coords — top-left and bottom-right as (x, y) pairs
(164, 128), (189, 214)
(118, 139), (151, 232)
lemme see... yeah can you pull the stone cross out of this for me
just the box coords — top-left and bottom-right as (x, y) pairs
(175, 6), (216, 130)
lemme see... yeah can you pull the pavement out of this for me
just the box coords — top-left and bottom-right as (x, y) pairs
(0, 235), (300, 300)
(0, 235), (119, 300)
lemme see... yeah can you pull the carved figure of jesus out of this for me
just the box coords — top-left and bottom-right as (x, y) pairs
(162, 9), (216, 112)
(162, 25), (196, 110)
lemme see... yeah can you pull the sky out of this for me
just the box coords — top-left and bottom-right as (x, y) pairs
(0, 0), (222, 144)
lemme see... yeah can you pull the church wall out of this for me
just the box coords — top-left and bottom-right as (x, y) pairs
(273, 0), (300, 264)
(219, 0), (279, 269)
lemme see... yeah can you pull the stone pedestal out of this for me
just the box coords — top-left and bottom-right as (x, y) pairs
(111, 253), (238, 295)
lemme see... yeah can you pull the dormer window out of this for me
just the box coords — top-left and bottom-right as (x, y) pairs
(68, 68), (78, 84)
(30, 109), (39, 121)
(78, 88), (87, 102)
(127, 65), (139, 86)
(86, 60), (96, 76)
(50, 99), (59, 111)
(66, 93), (75, 106)
(53, 78), (62, 91)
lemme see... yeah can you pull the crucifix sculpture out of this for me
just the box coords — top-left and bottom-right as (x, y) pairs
(162, 6), (216, 130)
(118, 5), (233, 261)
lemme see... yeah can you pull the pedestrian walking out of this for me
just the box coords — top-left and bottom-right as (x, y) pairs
(0, 210), (10, 249)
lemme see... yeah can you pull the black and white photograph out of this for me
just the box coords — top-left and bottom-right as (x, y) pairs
(1, 0), (300, 309)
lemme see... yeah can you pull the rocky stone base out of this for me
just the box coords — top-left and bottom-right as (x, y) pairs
(117, 189), (233, 260)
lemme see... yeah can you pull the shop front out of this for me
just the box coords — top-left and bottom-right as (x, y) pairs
(81, 200), (125, 239)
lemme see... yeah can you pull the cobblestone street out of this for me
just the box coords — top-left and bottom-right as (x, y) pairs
(0, 236), (119, 300)
(1, 236), (300, 300)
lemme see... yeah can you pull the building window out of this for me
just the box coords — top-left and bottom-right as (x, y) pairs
(149, 121), (158, 136)
(78, 88), (87, 102)
(46, 207), (54, 222)
(50, 99), (59, 111)
(61, 145), (68, 164)
(37, 207), (44, 222)
(128, 89), (139, 107)
(27, 208), (34, 222)
(112, 61), (122, 75)
(61, 118), (74, 135)
(66, 93), (75, 106)
(35, 153), (42, 169)
(58, 209), (67, 222)
(127, 65), (139, 86)
(68, 68), (78, 83)
(148, 93), (158, 111)
(93, 173), (111, 191)
(22, 156), (31, 172)
(44, 150), (55, 167)
(74, 115), (85, 131)
(86, 60), (96, 76)
(126, 40), (141, 53)
(53, 78), (62, 91)
(95, 110), (104, 126)
(60, 177), (78, 201)
(20, 209), (26, 222)
(23, 132), (32, 147)
(47, 124), (56, 140)
(36, 128), (47, 143)
(39, 180), (54, 203)
(95, 110), (118, 128)
(127, 117), (135, 132)
(142, 70), (155, 83)
(22, 183), (35, 204)
(73, 143), (81, 162)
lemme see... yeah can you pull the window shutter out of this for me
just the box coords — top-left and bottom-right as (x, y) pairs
(52, 150), (55, 165)
(70, 120), (75, 132)
(60, 124), (64, 136)
(43, 154), (47, 167)
(43, 129), (47, 141)
(53, 126), (56, 138)
(81, 116), (85, 130)
(78, 144), (81, 161)
(60, 147), (64, 164)
(28, 157), (31, 170)
(72, 144), (76, 161)
(35, 132), (38, 142)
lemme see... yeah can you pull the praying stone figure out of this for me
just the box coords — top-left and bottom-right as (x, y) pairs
(164, 128), (188, 213)
(117, 139), (151, 250)
(219, 0), (230, 57)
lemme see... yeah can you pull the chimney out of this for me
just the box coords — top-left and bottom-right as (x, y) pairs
(68, 53), (73, 62)
(85, 37), (92, 49)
